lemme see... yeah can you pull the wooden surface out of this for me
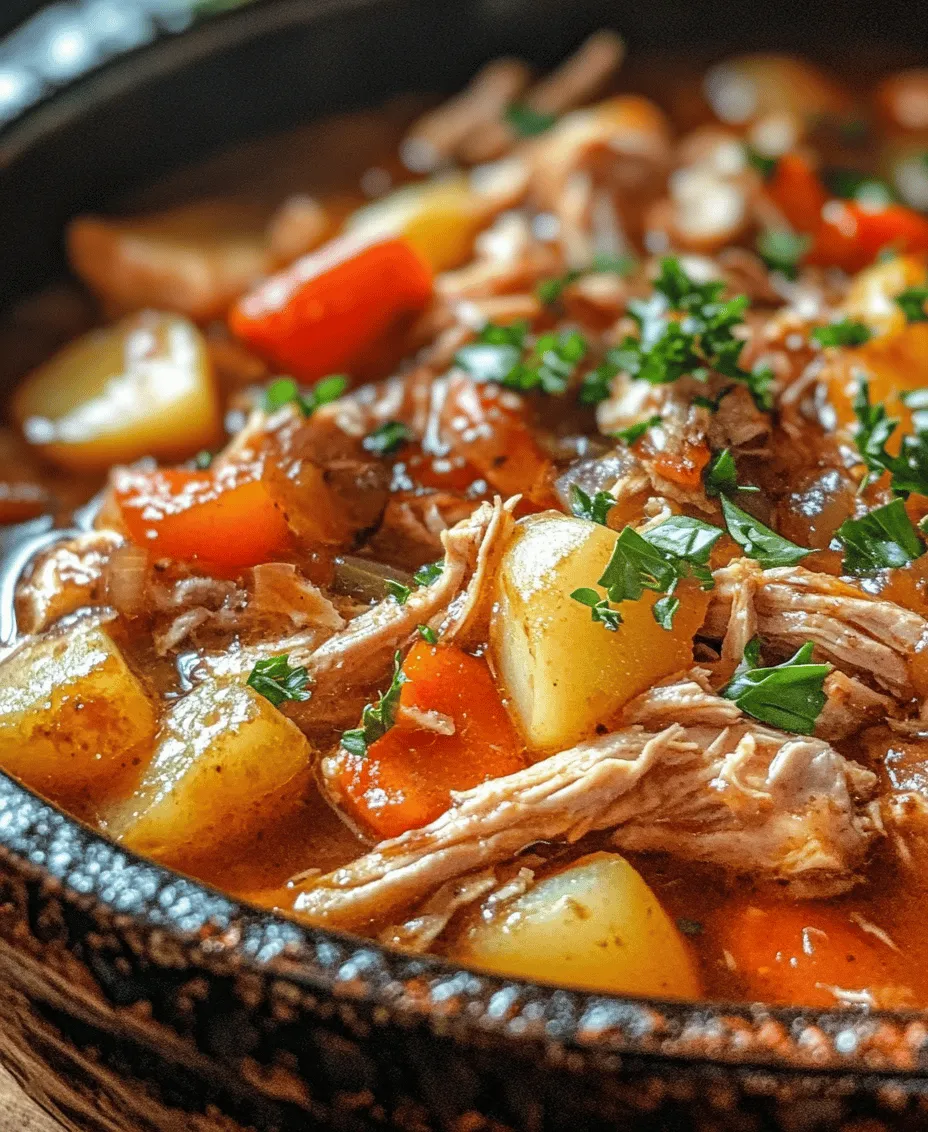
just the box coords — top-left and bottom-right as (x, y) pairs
(0, 1061), (61, 1130)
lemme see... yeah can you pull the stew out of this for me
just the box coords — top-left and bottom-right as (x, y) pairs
(3, 34), (928, 1009)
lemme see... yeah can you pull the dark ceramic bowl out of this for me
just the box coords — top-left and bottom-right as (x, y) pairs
(2, 2), (928, 1129)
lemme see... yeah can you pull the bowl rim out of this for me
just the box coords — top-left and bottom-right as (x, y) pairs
(1, 0), (927, 1086)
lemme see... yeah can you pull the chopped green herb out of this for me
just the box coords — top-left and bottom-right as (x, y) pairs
(850, 380), (928, 497)
(247, 655), (311, 708)
(896, 285), (928, 324)
(505, 102), (557, 137)
(652, 593), (680, 629)
(743, 144), (778, 179)
(385, 579), (412, 604)
(704, 448), (760, 498)
(721, 496), (810, 568)
(590, 251), (637, 276)
(613, 415), (662, 446)
(579, 358), (618, 405)
(600, 258), (775, 411)
(193, 450), (213, 469)
(455, 322), (587, 395)
(413, 560), (444, 587)
(822, 167), (896, 207)
(836, 498), (926, 575)
(569, 484), (617, 526)
(536, 270), (581, 306)
(811, 319), (872, 348)
(676, 917), (704, 937)
(721, 639), (830, 735)
(417, 624), (438, 644)
(340, 651), (407, 757)
(263, 374), (347, 416)
(364, 420), (413, 456)
(756, 228), (810, 279)
(569, 587), (623, 631)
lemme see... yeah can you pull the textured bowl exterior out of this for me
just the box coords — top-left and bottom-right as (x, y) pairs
(4, 1), (928, 1128)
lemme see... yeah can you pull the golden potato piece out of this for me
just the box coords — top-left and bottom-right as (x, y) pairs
(12, 310), (221, 473)
(451, 852), (701, 999)
(490, 512), (707, 753)
(112, 680), (312, 868)
(0, 620), (157, 807)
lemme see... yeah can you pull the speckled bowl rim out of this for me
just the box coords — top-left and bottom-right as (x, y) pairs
(2, 0), (928, 1089)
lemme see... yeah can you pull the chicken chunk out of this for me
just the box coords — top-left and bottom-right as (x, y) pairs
(292, 677), (880, 931)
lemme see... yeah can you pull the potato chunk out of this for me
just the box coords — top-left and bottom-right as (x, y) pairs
(12, 311), (221, 473)
(112, 680), (312, 868)
(451, 852), (701, 999)
(490, 512), (707, 753)
(0, 621), (156, 807)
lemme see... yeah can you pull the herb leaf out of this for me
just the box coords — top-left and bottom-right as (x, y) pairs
(247, 655), (311, 708)
(896, 285), (928, 324)
(364, 420), (413, 456)
(385, 579), (412, 604)
(505, 103), (557, 137)
(652, 593), (680, 629)
(340, 651), (407, 756)
(704, 448), (759, 498)
(570, 587), (623, 631)
(455, 322), (587, 396)
(194, 449), (214, 469)
(413, 560), (444, 587)
(721, 496), (810, 568)
(569, 484), (616, 526)
(756, 229), (810, 279)
(417, 624), (438, 644)
(811, 319), (872, 348)
(836, 498), (926, 575)
(721, 639), (830, 735)
(264, 374), (347, 416)
(614, 415), (662, 446)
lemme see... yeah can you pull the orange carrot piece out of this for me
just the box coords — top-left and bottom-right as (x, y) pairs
(335, 642), (526, 839)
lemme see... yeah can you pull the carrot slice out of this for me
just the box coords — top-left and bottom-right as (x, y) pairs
(334, 642), (526, 839)
(114, 463), (291, 569)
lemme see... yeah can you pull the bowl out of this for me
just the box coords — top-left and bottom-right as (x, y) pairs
(2, 2), (928, 1128)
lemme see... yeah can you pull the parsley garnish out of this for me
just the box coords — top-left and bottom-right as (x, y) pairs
(340, 651), (407, 757)
(417, 624), (438, 644)
(896, 285), (928, 323)
(364, 420), (413, 456)
(851, 380), (928, 496)
(602, 258), (775, 411)
(573, 515), (723, 631)
(756, 228), (810, 279)
(721, 496), (810, 568)
(676, 917), (704, 937)
(413, 560), (443, 587)
(703, 448), (758, 498)
(822, 167), (896, 207)
(693, 385), (735, 413)
(455, 323), (587, 395)
(743, 144), (778, 179)
(721, 638), (830, 735)
(247, 655), (311, 708)
(193, 450), (213, 469)
(569, 485), (616, 526)
(836, 499), (926, 575)
(537, 256), (636, 306)
(569, 587), (623, 631)
(505, 103), (557, 137)
(811, 319), (872, 348)
(264, 374), (347, 416)
(385, 579), (411, 604)
(613, 415), (662, 446)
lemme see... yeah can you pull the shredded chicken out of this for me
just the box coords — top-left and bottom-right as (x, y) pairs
(706, 560), (928, 698)
(293, 684), (880, 931)
(16, 530), (123, 635)
(816, 671), (895, 742)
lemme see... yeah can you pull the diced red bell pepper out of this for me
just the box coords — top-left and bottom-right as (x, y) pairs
(229, 235), (433, 382)
(335, 642), (526, 839)
(113, 462), (291, 568)
(807, 200), (928, 274)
